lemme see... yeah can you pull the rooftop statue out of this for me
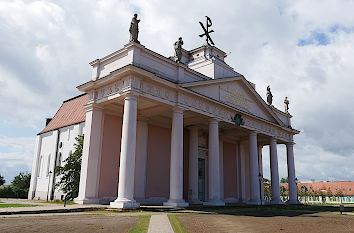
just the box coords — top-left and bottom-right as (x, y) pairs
(199, 16), (215, 45)
(174, 37), (183, 63)
(266, 85), (273, 105)
(129, 14), (140, 44)
(284, 97), (289, 114)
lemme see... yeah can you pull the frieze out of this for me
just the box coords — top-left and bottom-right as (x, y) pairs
(93, 76), (292, 141)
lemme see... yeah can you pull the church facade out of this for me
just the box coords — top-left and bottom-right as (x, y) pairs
(28, 36), (300, 208)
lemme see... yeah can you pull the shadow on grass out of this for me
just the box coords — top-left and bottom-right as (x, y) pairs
(140, 204), (354, 217)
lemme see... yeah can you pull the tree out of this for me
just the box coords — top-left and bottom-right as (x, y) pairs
(55, 135), (83, 200)
(0, 174), (5, 186)
(327, 188), (333, 198)
(280, 177), (288, 183)
(11, 172), (31, 198)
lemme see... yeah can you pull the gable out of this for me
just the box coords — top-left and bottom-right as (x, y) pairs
(184, 79), (282, 125)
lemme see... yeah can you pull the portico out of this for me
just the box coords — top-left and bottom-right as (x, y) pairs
(72, 41), (300, 209)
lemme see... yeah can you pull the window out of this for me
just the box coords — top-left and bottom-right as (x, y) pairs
(349, 188), (352, 191)
(58, 152), (62, 166)
(46, 154), (51, 177)
(343, 188), (345, 191)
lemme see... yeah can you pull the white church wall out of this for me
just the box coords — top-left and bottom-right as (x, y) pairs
(31, 122), (85, 200)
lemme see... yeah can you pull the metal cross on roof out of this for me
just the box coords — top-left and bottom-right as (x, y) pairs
(199, 16), (215, 45)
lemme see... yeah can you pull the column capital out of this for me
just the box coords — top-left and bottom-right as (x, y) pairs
(84, 103), (104, 112)
(249, 131), (257, 137)
(286, 141), (295, 147)
(123, 93), (138, 101)
(187, 125), (199, 131)
(270, 137), (277, 143)
(209, 118), (219, 124)
(172, 106), (185, 114)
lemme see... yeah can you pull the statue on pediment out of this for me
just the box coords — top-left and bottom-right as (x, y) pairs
(266, 86), (273, 105)
(174, 37), (183, 63)
(129, 14), (140, 44)
(284, 97), (289, 113)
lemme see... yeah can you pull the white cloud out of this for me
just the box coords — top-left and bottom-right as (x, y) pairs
(0, 0), (353, 182)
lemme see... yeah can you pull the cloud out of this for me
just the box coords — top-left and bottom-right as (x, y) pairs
(0, 135), (34, 184)
(0, 0), (353, 182)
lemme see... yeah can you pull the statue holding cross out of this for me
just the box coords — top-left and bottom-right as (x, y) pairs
(199, 16), (215, 45)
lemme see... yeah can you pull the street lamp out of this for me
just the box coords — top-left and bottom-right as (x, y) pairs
(258, 172), (263, 206)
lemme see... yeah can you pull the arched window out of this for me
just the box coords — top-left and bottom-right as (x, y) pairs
(58, 152), (62, 166)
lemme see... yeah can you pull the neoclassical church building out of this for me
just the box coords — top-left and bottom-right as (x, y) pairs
(28, 17), (300, 208)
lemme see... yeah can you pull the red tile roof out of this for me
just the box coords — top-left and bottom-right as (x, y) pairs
(298, 181), (354, 195)
(39, 94), (88, 134)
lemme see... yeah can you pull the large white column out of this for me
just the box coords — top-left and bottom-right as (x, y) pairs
(164, 107), (188, 207)
(248, 132), (261, 205)
(134, 120), (148, 202)
(188, 126), (200, 204)
(76, 105), (104, 204)
(111, 94), (140, 209)
(258, 146), (264, 202)
(239, 141), (247, 203)
(286, 142), (300, 204)
(270, 137), (283, 204)
(219, 136), (224, 201)
(28, 135), (43, 199)
(204, 118), (225, 206)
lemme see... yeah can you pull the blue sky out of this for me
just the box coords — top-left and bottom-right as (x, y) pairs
(1, 0), (354, 184)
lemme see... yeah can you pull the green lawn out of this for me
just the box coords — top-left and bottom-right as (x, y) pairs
(168, 214), (188, 233)
(0, 203), (39, 208)
(129, 215), (151, 233)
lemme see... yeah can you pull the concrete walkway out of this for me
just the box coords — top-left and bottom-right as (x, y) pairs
(148, 214), (174, 233)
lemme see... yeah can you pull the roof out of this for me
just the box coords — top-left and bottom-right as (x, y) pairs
(39, 94), (88, 134)
(281, 181), (354, 196)
(298, 181), (354, 195)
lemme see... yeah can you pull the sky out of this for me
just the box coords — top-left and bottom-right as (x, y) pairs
(0, 0), (354, 184)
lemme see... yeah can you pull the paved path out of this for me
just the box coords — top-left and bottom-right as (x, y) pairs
(148, 214), (174, 233)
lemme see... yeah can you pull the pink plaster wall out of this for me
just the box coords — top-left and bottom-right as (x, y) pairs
(98, 114), (122, 198)
(145, 125), (171, 199)
(183, 129), (189, 201)
(223, 142), (238, 199)
(244, 145), (251, 200)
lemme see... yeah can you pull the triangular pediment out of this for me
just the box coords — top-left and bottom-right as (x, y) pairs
(181, 77), (284, 126)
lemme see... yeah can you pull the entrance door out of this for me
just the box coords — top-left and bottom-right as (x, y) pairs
(198, 158), (206, 201)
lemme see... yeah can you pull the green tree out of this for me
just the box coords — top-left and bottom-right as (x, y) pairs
(326, 188), (333, 198)
(55, 135), (83, 200)
(11, 172), (31, 198)
(280, 177), (288, 183)
(335, 190), (343, 197)
(0, 174), (5, 186)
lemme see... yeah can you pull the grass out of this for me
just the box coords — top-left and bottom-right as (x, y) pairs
(168, 214), (188, 233)
(0, 203), (39, 208)
(129, 215), (151, 233)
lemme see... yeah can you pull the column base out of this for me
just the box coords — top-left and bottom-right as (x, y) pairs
(74, 197), (100, 204)
(224, 198), (239, 204)
(286, 199), (301, 205)
(163, 199), (189, 207)
(246, 200), (262, 205)
(203, 201), (225, 206)
(110, 200), (140, 209)
(188, 199), (203, 205)
(270, 198), (284, 205)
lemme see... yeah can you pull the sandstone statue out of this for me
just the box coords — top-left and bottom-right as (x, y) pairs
(266, 86), (273, 105)
(129, 14), (140, 43)
(174, 37), (184, 62)
(284, 97), (289, 113)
